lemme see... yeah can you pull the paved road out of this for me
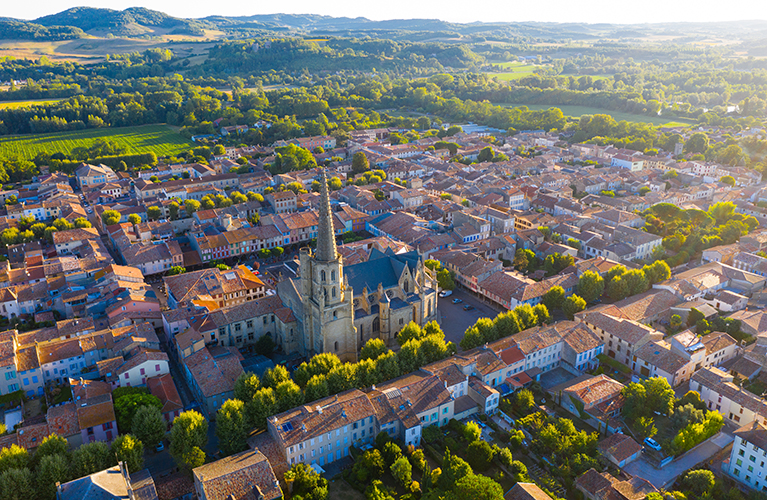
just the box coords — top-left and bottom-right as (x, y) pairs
(437, 287), (503, 348)
(624, 432), (733, 489)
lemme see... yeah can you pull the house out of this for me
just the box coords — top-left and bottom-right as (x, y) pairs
(77, 393), (117, 443)
(193, 449), (283, 500)
(75, 163), (118, 189)
(47, 402), (82, 448)
(575, 468), (658, 500)
(147, 373), (183, 424)
(597, 433), (642, 467)
(56, 462), (158, 500)
(182, 346), (243, 417)
(164, 266), (266, 310)
(691, 367), (767, 427)
(115, 348), (170, 388)
(723, 421), (767, 491)
(53, 228), (99, 255)
(578, 311), (663, 367)
(561, 375), (625, 433)
(504, 482), (553, 500)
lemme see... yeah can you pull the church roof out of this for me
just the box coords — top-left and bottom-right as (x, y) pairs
(344, 250), (420, 293)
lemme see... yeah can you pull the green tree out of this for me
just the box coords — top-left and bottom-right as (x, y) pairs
(34, 434), (69, 462)
(184, 199), (201, 216)
(465, 441), (494, 472)
(577, 270), (605, 304)
(304, 375), (330, 403)
(720, 175), (736, 187)
(262, 365), (291, 389)
(353, 449), (385, 482)
(285, 463), (329, 500)
(382, 441), (403, 467)
(390, 456), (412, 488)
(74, 217), (91, 228)
(37, 454), (70, 500)
(622, 269), (649, 296)
(169, 202), (179, 220)
(645, 377), (675, 416)
(114, 393), (162, 433)
(533, 304), (551, 325)
(234, 372), (260, 402)
(635, 416), (658, 441)
(542, 286), (565, 311)
(438, 450), (473, 491)
(682, 469), (715, 496)
(169, 410), (208, 471)
(217, 399), (248, 456)
(437, 268), (456, 291)
(0, 467), (34, 500)
(360, 338), (388, 361)
(464, 421), (481, 443)
(246, 387), (276, 429)
(71, 441), (113, 478)
(622, 382), (648, 422)
(515, 389), (535, 413)
(275, 380), (304, 412)
(452, 474), (504, 500)
(111, 434), (144, 473)
(101, 209), (121, 226)
(563, 294), (587, 320)
(685, 133), (709, 154)
(607, 276), (629, 301)
(168, 266), (186, 275)
(0, 444), (29, 474)
(352, 151), (370, 174)
(397, 322), (424, 346)
(410, 449), (427, 473)
(132, 405), (166, 450)
(128, 213), (141, 225)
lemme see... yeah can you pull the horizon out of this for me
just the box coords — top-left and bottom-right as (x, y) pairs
(5, 0), (767, 25)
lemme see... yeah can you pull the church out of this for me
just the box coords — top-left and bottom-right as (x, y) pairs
(276, 170), (440, 362)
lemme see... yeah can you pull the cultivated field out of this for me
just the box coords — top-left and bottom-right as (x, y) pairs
(0, 125), (194, 160)
(498, 103), (694, 127)
(486, 61), (539, 80)
(0, 99), (65, 110)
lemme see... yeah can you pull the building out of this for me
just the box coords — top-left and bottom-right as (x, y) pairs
(578, 311), (663, 367)
(504, 482), (553, 500)
(575, 468), (658, 500)
(76, 393), (117, 443)
(193, 449), (282, 500)
(56, 462), (158, 500)
(164, 266), (266, 310)
(276, 170), (438, 362)
(724, 421), (767, 491)
(691, 367), (767, 427)
(75, 163), (118, 189)
(597, 433), (642, 467)
(147, 373), (183, 424)
(182, 345), (243, 417)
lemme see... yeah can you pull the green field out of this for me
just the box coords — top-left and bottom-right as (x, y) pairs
(487, 62), (539, 80)
(497, 103), (694, 127)
(0, 125), (195, 160)
(0, 99), (65, 110)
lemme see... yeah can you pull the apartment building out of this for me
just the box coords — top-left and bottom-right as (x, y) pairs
(691, 367), (767, 427)
(724, 421), (767, 492)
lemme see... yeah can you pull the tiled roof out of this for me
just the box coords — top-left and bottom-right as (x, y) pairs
(581, 311), (658, 345)
(609, 290), (682, 322)
(504, 482), (554, 500)
(76, 393), (116, 429)
(147, 373), (183, 415)
(193, 449), (282, 500)
(47, 402), (80, 437)
(563, 375), (624, 407)
(17, 422), (50, 449)
(575, 469), (617, 496)
(183, 346), (243, 399)
(634, 340), (689, 374)
(734, 421), (767, 452)
(692, 367), (767, 419)
(598, 433), (642, 463)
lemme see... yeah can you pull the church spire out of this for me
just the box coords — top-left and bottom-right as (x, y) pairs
(315, 169), (337, 262)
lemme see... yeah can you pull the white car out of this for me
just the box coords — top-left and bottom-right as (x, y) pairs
(439, 290), (452, 298)
(643, 437), (662, 451)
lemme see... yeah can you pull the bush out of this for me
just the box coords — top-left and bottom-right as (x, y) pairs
(466, 440), (495, 472)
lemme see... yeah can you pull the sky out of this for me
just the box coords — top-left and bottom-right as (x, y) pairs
(5, 0), (767, 24)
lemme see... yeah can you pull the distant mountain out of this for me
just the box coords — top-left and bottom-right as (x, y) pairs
(0, 20), (85, 40)
(34, 6), (208, 36)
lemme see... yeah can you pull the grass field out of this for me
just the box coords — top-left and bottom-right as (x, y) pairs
(0, 125), (194, 160)
(498, 103), (694, 127)
(486, 62), (540, 80)
(0, 99), (65, 110)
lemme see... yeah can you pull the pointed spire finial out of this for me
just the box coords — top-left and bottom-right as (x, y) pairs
(315, 169), (337, 262)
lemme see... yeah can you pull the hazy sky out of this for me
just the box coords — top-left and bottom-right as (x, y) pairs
(5, 0), (767, 24)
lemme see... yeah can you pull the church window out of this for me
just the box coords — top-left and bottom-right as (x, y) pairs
(333, 311), (337, 319)
(331, 270), (336, 281)
(373, 318), (380, 332)
(321, 270), (326, 282)
(399, 318), (404, 325)
(332, 287), (336, 298)
(404, 281), (409, 293)
(334, 341), (339, 352)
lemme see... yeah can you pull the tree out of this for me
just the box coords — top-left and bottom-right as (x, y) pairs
(114, 393), (162, 433)
(34, 434), (69, 462)
(621, 382), (648, 422)
(451, 474), (504, 500)
(170, 410), (208, 470)
(410, 449), (426, 473)
(74, 217), (92, 228)
(234, 372), (260, 402)
(169, 202), (179, 220)
(168, 266), (186, 275)
(687, 307), (706, 328)
(360, 338), (388, 361)
(466, 441), (494, 472)
(438, 451), (473, 491)
(101, 209), (120, 226)
(622, 269), (649, 296)
(720, 175), (736, 187)
(542, 286), (565, 311)
(246, 387), (276, 429)
(683, 469), (715, 496)
(382, 441), (403, 467)
(147, 206), (162, 221)
(567, 238), (582, 250)
(285, 463), (329, 500)
(72, 441), (113, 478)
(515, 389), (535, 413)
(128, 213), (141, 225)
(533, 304), (551, 325)
(607, 276), (629, 301)
(217, 399), (248, 456)
(353, 449), (385, 482)
(132, 405), (166, 450)
(184, 199), (201, 216)
(685, 133), (709, 154)
(577, 270), (605, 304)
(275, 380), (304, 412)
(0, 467), (34, 500)
(37, 454), (70, 500)
(645, 377), (675, 416)
(262, 365), (290, 389)
(397, 322), (424, 346)
(635, 416), (658, 441)
(464, 421), (481, 443)
(0, 444), (29, 474)
(437, 268), (456, 291)
(304, 375), (330, 403)
(352, 151), (370, 174)
(390, 456), (412, 488)
(563, 294), (587, 320)
(111, 434), (144, 473)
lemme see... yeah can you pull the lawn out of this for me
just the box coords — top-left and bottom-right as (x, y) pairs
(0, 124), (194, 160)
(0, 99), (65, 109)
(497, 102), (694, 127)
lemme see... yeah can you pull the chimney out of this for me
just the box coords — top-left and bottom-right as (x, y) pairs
(316, 405), (322, 414)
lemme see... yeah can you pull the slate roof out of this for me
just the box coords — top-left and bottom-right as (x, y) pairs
(343, 250), (420, 293)
(57, 465), (158, 500)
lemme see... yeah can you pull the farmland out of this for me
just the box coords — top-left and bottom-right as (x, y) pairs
(0, 125), (194, 160)
(0, 99), (65, 110)
(485, 61), (539, 80)
(497, 103), (695, 127)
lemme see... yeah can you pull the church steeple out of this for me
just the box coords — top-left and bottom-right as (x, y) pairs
(315, 169), (338, 262)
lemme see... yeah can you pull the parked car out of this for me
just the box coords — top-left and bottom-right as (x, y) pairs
(452, 298), (463, 304)
(155, 441), (165, 453)
(439, 290), (453, 298)
(643, 437), (662, 451)
(463, 305), (475, 311)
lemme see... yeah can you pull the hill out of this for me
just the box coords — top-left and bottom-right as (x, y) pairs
(34, 6), (208, 37)
(0, 20), (85, 41)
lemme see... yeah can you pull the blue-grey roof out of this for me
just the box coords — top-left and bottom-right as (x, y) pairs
(344, 250), (420, 294)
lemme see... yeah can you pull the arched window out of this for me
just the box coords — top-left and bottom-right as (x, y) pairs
(334, 341), (339, 352)
(373, 317), (380, 332)
(428, 300), (432, 317)
(333, 311), (337, 319)
(320, 270), (326, 282)
(403, 280), (409, 293)
(331, 270), (336, 281)
(332, 287), (336, 298)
